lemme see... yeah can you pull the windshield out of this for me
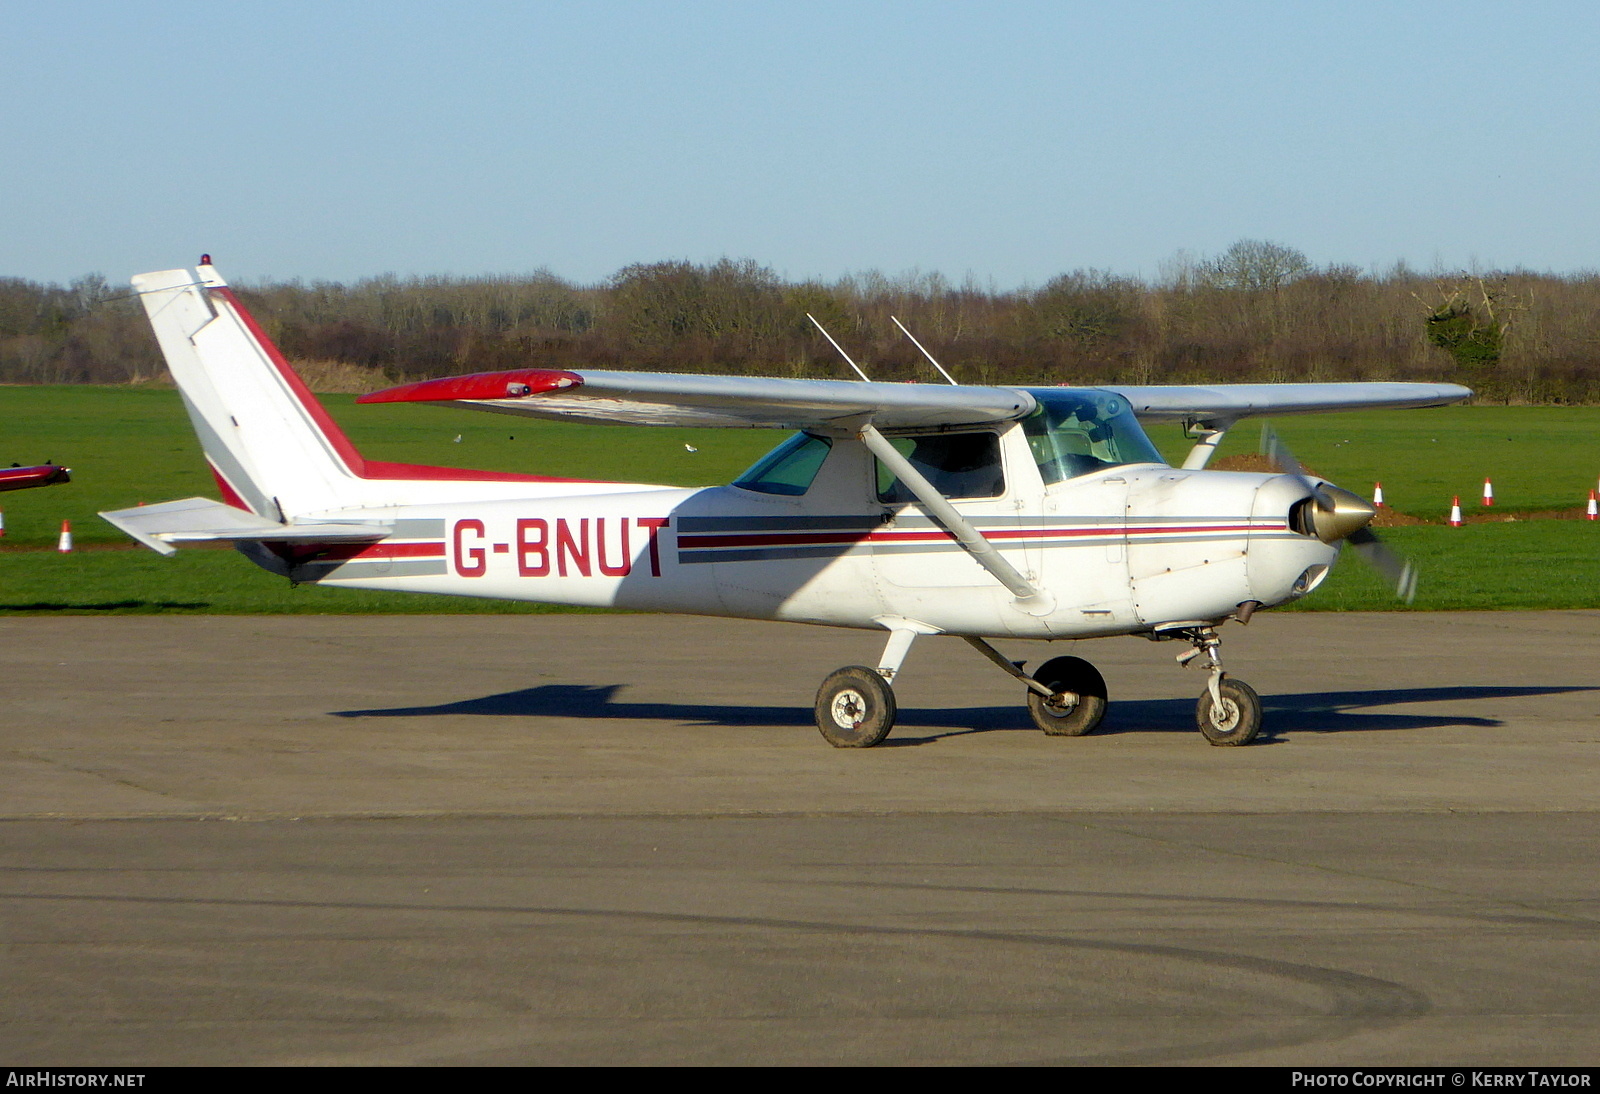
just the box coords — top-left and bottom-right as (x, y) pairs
(1020, 389), (1166, 485)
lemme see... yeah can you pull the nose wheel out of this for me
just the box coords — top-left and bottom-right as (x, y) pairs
(1195, 676), (1262, 745)
(1173, 625), (1264, 745)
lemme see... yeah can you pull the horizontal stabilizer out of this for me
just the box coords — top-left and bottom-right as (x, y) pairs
(99, 497), (389, 557)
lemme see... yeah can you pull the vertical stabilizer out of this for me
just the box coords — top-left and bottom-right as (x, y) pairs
(132, 264), (363, 518)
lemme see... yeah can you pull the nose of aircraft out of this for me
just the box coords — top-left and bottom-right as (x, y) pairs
(1294, 481), (1378, 544)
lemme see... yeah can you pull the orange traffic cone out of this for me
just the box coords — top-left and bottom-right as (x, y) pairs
(56, 519), (72, 552)
(1482, 478), (1494, 507)
(1588, 490), (1597, 522)
(1373, 482), (1385, 508)
(1449, 497), (1463, 527)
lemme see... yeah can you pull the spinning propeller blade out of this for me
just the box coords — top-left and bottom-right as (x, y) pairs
(1346, 527), (1418, 604)
(1260, 426), (1417, 604)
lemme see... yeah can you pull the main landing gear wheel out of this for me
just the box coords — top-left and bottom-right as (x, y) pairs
(815, 666), (897, 748)
(1196, 677), (1262, 746)
(1027, 655), (1108, 737)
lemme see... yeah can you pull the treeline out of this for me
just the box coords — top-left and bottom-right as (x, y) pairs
(4, 242), (1598, 402)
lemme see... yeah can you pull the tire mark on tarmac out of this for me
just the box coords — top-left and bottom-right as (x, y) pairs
(0, 887), (1430, 1064)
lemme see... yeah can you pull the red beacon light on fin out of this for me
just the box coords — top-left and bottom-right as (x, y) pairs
(357, 368), (583, 405)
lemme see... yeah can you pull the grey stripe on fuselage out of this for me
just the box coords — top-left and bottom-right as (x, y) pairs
(388, 519), (446, 537)
(293, 559), (449, 581)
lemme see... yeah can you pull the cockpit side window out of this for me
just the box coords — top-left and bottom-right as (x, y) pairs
(1022, 389), (1166, 486)
(874, 432), (1004, 503)
(733, 432), (834, 495)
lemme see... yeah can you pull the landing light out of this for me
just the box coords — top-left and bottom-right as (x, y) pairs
(1293, 564), (1330, 596)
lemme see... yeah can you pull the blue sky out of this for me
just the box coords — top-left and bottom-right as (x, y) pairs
(3, 1), (1597, 287)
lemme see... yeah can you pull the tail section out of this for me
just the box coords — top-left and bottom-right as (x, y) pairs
(132, 264), (365, 518)
(133, 262), (594, 524)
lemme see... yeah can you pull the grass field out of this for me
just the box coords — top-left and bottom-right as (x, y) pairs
(0, 386), (1597, 613)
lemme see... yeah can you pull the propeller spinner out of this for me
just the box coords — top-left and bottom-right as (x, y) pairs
(1263, 427), (1418, 603)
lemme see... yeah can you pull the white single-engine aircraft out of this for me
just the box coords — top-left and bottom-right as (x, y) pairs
(105, 262), (1471, 747)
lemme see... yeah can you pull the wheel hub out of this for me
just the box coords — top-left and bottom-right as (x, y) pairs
(830, 689), (867, 729)
(1209, 698), (1241, 733)
(1043, 692), (1079, 717)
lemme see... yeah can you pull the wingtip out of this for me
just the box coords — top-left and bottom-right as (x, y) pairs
(357, 369), (585, 405)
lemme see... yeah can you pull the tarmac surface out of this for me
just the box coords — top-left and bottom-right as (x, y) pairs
(2, 611), (1598, 1065)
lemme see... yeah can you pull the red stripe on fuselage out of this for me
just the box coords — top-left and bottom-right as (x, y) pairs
(678, 522), (1281, 549)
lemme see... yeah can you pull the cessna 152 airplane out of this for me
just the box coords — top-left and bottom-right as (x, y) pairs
(104, 262), (1471, 747)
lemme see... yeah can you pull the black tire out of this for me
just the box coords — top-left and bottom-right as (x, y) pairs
(815, 666), (897, 748)
(1195, 677), (1263, 746)
(1027, 655), (1108, 737)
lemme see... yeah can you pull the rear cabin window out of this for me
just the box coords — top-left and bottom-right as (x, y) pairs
(734, 432), (833, 495)
(874, 432), (1004, 503)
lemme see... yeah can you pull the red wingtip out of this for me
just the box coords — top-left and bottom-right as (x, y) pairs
(357, 369), (584, 405)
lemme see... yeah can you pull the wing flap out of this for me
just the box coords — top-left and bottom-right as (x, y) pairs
(100, 497), (390, 557)
(359, 368), (1036, 431)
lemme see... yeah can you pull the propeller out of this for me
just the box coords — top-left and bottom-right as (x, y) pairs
(1261, 426), (1417, 604)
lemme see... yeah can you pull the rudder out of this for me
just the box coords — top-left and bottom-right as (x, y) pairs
(132, 263), (364, 518)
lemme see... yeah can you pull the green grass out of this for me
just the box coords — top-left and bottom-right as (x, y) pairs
(1152, 406), (1600, 519)
(0, 548), (598, 615)
(0, 386), (1597, 613)
(1284, 521), (1600, 611)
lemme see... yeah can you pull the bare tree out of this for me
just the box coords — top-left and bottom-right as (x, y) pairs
(1200, 240), (1313, 292)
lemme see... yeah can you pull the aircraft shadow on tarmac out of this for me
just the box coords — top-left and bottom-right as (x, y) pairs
(332, 683), (1599, 745)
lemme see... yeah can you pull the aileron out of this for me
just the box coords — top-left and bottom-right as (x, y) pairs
(1103, 381), (1472, 424)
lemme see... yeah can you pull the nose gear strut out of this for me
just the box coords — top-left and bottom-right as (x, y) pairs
(1168, 624), (1263, 746)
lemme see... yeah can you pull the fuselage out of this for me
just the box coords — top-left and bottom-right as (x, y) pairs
(264, 394), (1340, 641)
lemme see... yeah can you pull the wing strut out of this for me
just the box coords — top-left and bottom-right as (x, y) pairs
(858, 423), (1055, 617)
(1180, 418), (1235, 469)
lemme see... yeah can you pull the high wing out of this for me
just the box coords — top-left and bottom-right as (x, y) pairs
(358, 368), (1035, 431)
(359, 368), (1468, 431)
(1104, 382), (1472, 425)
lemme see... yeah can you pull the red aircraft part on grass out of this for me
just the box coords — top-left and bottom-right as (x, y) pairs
(0, 464), (70, 492)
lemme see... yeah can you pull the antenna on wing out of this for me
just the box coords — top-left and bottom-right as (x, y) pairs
(890, 316), (958, 385)
(806, 313), (872, 382)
